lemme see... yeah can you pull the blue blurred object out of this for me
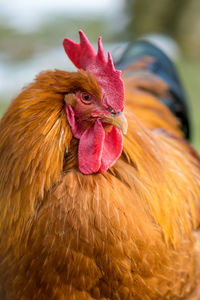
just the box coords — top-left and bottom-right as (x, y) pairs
(115, 39), (190, 140)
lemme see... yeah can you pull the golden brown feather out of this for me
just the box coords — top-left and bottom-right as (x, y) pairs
(0, 62), (200, 300)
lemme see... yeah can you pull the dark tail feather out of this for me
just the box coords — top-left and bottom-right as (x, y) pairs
(115, 39), (190, 140)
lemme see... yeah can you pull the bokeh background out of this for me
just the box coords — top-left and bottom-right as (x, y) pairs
(0, 0), (200, 151)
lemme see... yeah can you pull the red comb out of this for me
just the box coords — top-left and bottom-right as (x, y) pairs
(63, 30), (124, 112)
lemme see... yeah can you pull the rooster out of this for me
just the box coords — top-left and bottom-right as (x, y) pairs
(0, 31), (200, 300)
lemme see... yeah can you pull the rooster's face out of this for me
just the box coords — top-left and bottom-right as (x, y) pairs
(63, 31), (127, 175)
(65, 89), (127, 137)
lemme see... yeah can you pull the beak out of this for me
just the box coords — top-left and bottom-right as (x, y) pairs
(102, 112), (128, 135)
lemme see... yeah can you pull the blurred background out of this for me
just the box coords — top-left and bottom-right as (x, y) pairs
(0, 0), (199, 150)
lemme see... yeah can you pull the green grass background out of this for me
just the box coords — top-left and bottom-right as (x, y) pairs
(177, 58), (200, 152)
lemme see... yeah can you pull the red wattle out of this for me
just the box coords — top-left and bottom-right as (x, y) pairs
(66, 104), (123, 174)
(99, 126), (123, 173)
(78, 119), (105, 174)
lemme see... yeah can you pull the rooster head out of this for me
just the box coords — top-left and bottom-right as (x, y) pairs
(63, 30), (127, 174)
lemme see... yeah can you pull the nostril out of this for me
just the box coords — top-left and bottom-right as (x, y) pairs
(108, 107), (116, 115)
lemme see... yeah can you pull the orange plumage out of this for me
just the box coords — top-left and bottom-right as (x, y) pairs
(0, 33), (200, 299)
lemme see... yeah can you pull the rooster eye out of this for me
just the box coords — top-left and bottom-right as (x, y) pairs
(81, 92), (92, 104)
